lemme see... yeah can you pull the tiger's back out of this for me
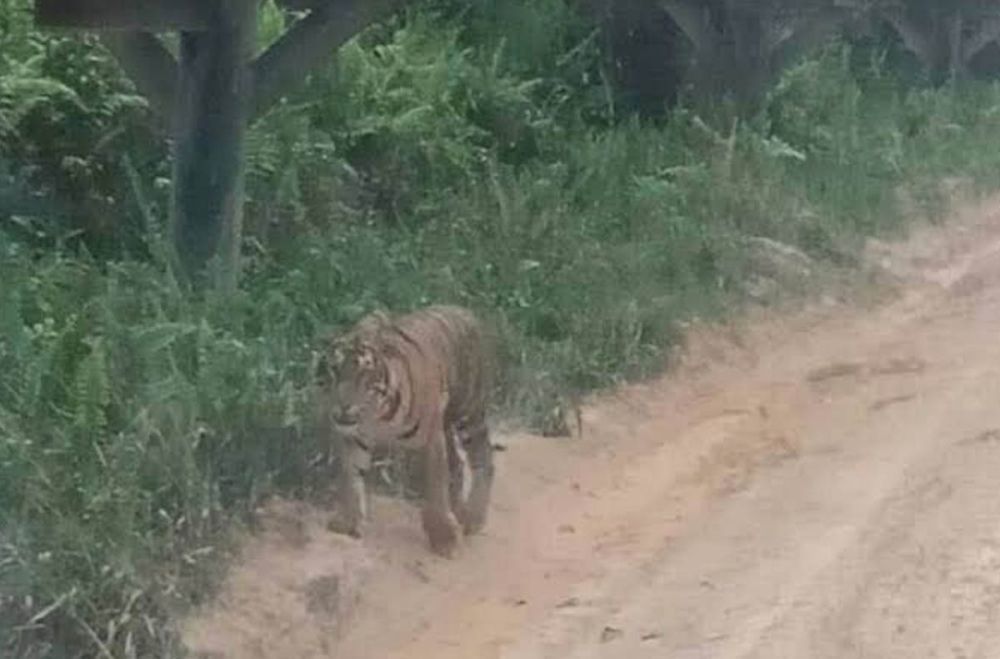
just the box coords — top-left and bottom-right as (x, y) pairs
(388, 305), (493, 435)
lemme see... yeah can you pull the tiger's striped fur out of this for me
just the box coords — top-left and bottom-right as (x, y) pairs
(316, 305), (496, 557)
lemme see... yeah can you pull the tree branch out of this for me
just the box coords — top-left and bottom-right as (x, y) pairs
(250, 0), (408, 120)
(100, 32), (178, 125)
(771, 8), (846, 72)
(962, 16), (1000, 63)
(880, 7), (935, 69)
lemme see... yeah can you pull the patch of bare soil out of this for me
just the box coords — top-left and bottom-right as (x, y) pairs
(182, 194), (1000, 659)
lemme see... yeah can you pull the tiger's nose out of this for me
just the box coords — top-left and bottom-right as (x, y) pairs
(334, 405), (360, 424)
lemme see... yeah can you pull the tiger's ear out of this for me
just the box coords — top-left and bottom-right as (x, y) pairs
(315, 352), (332, 386)
(315, 342), (347, 386)
(356, 309), (391, 336)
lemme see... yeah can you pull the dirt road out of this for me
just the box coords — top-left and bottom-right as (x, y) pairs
(183, 198), (1000, 659)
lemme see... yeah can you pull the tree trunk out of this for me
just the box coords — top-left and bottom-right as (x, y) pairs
(663, 2), (839, 115)
(684, 8), (772, 114)
(881, 7), (967, 85)
(170, 0), (256, 291)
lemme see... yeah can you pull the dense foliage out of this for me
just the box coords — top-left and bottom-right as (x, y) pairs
(4, 1), (1000, 656)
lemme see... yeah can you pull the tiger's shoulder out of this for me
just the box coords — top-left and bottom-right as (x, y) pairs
(376, 304), (495, 388)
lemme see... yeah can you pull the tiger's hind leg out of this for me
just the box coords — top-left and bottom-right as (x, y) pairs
(462, 414), (494, 536)
(421, 407), (462, 557)
(445, 425), (468, 526)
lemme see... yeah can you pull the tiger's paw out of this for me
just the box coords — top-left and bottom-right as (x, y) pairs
(422, 510), (463, 558)
(327, 512), (364, 539)
(462, 509), (488, 536)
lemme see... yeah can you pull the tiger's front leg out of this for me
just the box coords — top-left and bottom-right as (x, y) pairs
(421, 410), (463, 557)
(332, 432), (372, 538)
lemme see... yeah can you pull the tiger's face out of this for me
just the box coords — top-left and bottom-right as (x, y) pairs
(319, 338), (392, 433)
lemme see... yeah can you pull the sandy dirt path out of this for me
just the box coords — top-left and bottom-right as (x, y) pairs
(183, 198), (1000, 659)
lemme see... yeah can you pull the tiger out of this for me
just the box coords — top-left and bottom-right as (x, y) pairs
(315, 304), (496, 558)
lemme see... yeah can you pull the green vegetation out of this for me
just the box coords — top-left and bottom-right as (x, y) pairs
(4, 1), (1000, 656)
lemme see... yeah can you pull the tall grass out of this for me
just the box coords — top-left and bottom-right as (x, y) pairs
(4, 5), (1000, 656)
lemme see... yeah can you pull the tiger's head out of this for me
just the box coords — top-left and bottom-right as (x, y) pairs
(316, 312), (396, 435)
